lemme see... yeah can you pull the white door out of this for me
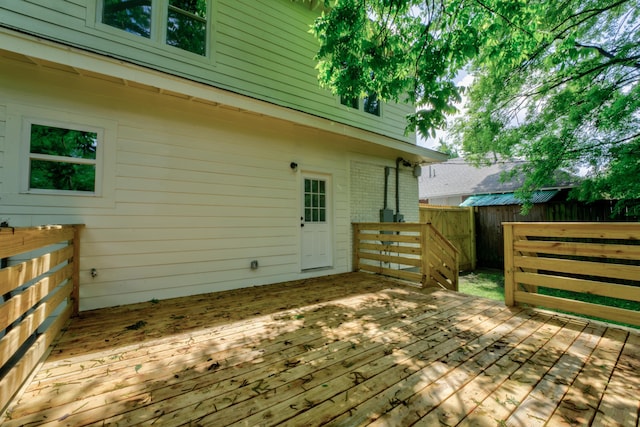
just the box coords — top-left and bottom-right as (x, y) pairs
(301, 174), (332, 270)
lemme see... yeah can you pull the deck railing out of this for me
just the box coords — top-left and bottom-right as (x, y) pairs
(352, 222), (459, 290)
(0, 224), (83, 411)
(504, 222), (640, 326)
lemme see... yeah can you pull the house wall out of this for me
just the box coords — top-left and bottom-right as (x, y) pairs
(0, 0), (415, 143)
(0, 55), (385, 311)
(350, 159), (419, 223)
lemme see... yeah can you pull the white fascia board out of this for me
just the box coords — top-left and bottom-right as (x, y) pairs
(0, 28), (446, 163)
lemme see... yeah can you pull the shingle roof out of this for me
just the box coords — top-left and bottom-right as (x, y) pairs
(459, 190), (559, 206)
(419, 158), (577, 200)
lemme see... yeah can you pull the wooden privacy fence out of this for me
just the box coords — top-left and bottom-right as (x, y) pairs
(353, 222), (459, 291)
(477, 199), (638, 268)
(419, 205), (476, 270)
(0, 224), (82, 411)
(504, 222), (640, 326)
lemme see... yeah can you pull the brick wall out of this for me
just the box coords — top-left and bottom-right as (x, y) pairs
(350, 159), (419, 223)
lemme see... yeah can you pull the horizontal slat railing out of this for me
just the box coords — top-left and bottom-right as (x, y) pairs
(504, 222), (640, 326)
(353, 222), (458, 290)
(0, 225), (83, 412)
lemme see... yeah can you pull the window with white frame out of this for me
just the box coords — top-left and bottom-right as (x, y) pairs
(101, 0), (208, 56)
(340, 91), (381, 117)
(25, 121), (102, 195)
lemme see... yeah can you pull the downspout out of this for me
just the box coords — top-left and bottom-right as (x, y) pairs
(383, 166), (390, 210)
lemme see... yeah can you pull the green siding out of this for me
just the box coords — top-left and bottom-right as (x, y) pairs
(0, 0), (415, 142)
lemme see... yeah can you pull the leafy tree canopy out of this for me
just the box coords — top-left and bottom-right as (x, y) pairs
(312, 0), (640, 215)
(434, 138), (459, 159)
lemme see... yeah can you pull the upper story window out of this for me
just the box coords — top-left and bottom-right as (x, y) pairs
(102, 0), (208, 56)
(340, 96), (359, 110)
(340, 92), (381, 117)
(102, 0), (152, 38)
(363, 93), (380, 116)
(26, 122), (101, 194)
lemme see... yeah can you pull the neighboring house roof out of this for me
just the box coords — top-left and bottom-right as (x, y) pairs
(460, 190), (560, 206)
(419, 157), (578, 201)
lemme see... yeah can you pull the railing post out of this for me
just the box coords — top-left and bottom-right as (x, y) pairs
(468, 206), (477, 271)
(452, 244), (459, 292)
(352, 223), (360, 272)
(503, 223), (516, 306)
(71, 225), (83, 316)
(420, 223), (430, 288)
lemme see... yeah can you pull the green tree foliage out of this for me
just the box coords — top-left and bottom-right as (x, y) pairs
(434, 139), (459, 159)
(312, 0), (640, 215)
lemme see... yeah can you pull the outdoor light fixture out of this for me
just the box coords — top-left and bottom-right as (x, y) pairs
(290, 162), (298, 171)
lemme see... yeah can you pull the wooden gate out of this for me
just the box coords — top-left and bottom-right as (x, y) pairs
(419, 205), (475, 270)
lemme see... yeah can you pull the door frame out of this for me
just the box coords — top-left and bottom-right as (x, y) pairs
(300, 171), (334, 271)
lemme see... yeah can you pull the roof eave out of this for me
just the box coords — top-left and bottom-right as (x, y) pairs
(0, 28), (445, 163)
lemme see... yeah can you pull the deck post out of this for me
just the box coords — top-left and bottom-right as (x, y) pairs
(71, 224), (84, 316)
(420, 223), (430, 288)
(503, 223), (515, 306)
(352, 223), (360, 272)
(469, 206), (477, 271)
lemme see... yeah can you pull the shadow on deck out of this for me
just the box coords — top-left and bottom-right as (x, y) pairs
(4, 272), (639, 426)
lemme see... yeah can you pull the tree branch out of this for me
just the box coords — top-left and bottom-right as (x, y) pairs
(575, 43), (640, 69)
(564, 132), (640, 156)
(471, 0), (535, 38)
(549, 0), (630, 35)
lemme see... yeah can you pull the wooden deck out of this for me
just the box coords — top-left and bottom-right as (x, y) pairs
(3, 273), (639, 426)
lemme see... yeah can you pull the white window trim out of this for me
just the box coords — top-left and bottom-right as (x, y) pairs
(339, 94), (383, 118)
(92, 0), (213, 61)
(22, 118), (105, 197)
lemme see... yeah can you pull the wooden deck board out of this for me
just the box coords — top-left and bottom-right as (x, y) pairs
(3, 272), (639, 426)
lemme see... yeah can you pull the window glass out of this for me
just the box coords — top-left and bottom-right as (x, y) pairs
(167, 0), (207, 55)
(102, 0), (152, 38)
(28, 124), (98, 192)
(102, 0), (207, 56)
(304, 178), (327, 223)
(364, 92), (380, 116)
(340, 96), (359, 109)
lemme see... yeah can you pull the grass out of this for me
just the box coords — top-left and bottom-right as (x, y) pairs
(458, 269), (505, 302)
(458, 269), (640, 329)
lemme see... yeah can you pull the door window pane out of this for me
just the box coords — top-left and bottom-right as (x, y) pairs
(304, 178), (327, 223)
